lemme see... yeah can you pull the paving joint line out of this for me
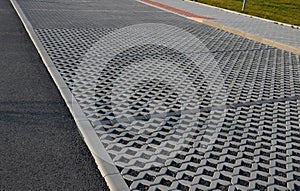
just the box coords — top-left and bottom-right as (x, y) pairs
(10, 0), (129, 190)
(50, 47), (277, 63)
(97, 95), (300, 125)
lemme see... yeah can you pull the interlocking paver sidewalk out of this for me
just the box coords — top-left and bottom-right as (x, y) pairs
(148, 0), (300, 52)
(10, 0), (300, 190)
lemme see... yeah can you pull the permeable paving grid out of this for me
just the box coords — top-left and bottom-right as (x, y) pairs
(14, 0), (300, 190)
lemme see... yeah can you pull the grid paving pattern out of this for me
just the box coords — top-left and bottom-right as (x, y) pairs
(16, 0), (300, 190)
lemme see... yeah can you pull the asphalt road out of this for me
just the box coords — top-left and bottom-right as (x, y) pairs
(0, 0), (109, 190)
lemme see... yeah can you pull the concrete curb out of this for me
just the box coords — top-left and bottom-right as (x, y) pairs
(10, 0), (129, 190)
(139, 0), (300, 55)
(189, 17), (300, 55)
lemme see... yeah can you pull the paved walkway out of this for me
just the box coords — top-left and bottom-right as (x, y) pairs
(10, 0), (300, 190)
(147, 0), (300, 53)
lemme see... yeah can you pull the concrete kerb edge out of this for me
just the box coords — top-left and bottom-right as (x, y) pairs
(189, 17), (300, 55)
(10, 0), (129, 190)
(184, 0), (300, 30)
(139, 0), (300, 55)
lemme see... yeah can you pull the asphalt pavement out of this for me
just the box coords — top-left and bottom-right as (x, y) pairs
(0, 0), (109, 190)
